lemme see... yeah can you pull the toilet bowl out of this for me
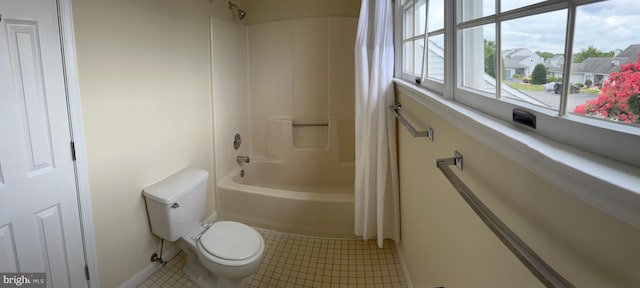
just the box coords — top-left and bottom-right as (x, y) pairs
(142, 168), (265, 288)
(180, 220), (265, 288)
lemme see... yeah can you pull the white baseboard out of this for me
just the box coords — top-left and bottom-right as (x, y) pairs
(118, 246), (181, 288)
(395, 243), (414, 288)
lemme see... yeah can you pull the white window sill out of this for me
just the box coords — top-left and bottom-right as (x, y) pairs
(394, 78), (640, 230)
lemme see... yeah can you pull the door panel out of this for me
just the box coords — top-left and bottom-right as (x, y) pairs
(0, 224), (19, 272)
(6, 20), (56, 175)
(0, 0), (87, 287)
(35, 205), (71, 287)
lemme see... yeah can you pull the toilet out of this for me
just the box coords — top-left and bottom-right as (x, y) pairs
(143, 168), (264, 288)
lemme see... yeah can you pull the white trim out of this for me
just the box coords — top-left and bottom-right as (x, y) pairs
(57, 0), (100, 286)
(394, 0), (403, 78)
(395, 79), (640, 230)
(395, 243), (414, 288)
(118, 246), (180, 288)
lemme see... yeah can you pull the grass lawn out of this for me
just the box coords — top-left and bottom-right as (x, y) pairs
(582, 89), (601, 96)
(504, 82), (545, 91)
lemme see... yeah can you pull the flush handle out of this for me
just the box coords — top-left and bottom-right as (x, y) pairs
(171, 203), (180, 208)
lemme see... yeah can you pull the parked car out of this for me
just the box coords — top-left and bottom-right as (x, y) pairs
(544, 82), (556, 92)
(554, 83), (580, 94)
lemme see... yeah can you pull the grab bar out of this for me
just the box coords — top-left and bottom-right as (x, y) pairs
(436, 151), (574, 288)
(292, 123), (329, 127)
(389, 104), (434, 141)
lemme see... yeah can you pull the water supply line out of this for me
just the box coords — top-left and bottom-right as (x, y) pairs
(150, 239), (167, 266)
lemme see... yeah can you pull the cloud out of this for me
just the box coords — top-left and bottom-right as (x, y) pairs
(501, 9), (567, 53)
(484, 0), (639, 54)
(574, 0), (640, 52)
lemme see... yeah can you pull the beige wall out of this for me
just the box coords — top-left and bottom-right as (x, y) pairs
(211, 18), (250, 183)
(244, 0), (361, 25)
(396, 91), (640, 287)
(72, 0), (215, 286)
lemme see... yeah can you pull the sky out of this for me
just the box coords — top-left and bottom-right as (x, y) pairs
(574, 0), (640, 52)
(500, 0), (640, 54)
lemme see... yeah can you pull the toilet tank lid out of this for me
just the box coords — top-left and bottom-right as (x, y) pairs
(142, 168), (208, 204)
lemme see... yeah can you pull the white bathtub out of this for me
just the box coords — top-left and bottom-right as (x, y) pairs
(216, 161), (355, 238)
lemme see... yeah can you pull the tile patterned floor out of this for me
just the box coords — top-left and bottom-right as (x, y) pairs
(138, 229), (408, 288)
(137, 251), (195, 288)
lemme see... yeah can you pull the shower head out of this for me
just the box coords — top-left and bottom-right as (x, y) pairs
(228, 1), (246, 21)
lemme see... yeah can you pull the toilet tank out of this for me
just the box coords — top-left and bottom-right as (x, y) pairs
(142, 168), (209, 241)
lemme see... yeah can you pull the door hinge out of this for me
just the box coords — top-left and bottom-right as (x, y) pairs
(84, 265), (90, 281)
(70, 141), (76, 161)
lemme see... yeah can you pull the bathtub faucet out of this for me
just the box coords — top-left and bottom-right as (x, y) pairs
(236, 155), (250, 164)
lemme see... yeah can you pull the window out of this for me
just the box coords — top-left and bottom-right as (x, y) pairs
(570, 1), (640, 125)
(396, 0), (640, 167)
(458, 2), (568, 111)
(399, 0), (444, 92)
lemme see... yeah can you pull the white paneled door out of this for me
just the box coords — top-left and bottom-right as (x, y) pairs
(0, 0), (87, 287)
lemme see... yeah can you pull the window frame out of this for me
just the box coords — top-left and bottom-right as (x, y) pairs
(397, 0), (446, 94)
(395, 0), (640, 168)
(393, 0), (640, 230)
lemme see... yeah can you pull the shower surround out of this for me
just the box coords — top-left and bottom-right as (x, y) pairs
(211, 17), (357, 237)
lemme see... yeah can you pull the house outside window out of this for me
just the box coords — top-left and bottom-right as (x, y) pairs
(396, 0), (640, 167)
(503, 48), (544, 80)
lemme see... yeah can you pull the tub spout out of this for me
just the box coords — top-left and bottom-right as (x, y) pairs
(236, 155), (250, 164)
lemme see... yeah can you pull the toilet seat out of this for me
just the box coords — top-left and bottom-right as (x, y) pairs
(197, 221), (263, 266)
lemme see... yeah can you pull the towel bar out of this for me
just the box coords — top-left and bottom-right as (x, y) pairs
(292, 123), (329, 127)
(389, 104), (434, 141)
(437, 151), (574, 288)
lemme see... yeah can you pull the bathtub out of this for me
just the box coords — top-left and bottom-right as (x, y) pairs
(216, 161), (355, 238)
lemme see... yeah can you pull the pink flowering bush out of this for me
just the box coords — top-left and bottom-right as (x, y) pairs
(573, 57), (640, 124)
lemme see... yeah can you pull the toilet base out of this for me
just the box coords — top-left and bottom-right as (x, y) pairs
(181, 245), (251, 288)
(183, 259), (217, 288)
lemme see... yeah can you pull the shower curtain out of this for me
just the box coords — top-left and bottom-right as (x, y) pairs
(354, 0), (399, 248)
